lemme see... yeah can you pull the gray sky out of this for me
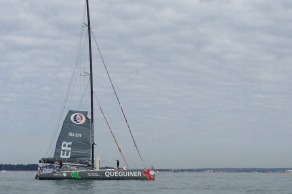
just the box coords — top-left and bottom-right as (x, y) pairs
(1, 0), (292, 169)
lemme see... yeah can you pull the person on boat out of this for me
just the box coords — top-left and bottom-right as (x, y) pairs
(116, 160), (119, 169)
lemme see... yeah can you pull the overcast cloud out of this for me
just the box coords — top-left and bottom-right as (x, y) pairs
(1, 0), (292, 169)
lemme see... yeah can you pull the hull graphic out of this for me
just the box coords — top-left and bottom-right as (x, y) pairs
(36, 169), (155, 180)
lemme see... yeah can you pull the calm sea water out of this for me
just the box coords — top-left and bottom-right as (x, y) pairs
(1, 171), (292, 194)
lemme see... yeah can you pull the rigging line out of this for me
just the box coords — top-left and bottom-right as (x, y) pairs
(45, 60), (79, 157)
(45, 23), (86, 158)
(93, 93), (129, 169)
(91, 32), (145, 168)
(76, 76), (90, 110)
(67, 33), (87, 109)
(45, 2), (89, 158)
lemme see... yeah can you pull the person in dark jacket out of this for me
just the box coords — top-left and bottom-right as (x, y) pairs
(116, 160), (119, 169)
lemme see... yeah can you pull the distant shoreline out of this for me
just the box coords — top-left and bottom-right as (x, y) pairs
(1, 164), (38, 171)
(2, 164), (292, 173)
(157, 168), (292, 173)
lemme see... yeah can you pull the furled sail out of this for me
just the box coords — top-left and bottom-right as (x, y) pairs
(51, 110), (92, 163)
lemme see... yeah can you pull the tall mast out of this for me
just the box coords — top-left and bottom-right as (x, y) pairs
(86, 0), (95, 169)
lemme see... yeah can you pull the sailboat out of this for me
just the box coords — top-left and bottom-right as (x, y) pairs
(35, 0), (155, 180)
